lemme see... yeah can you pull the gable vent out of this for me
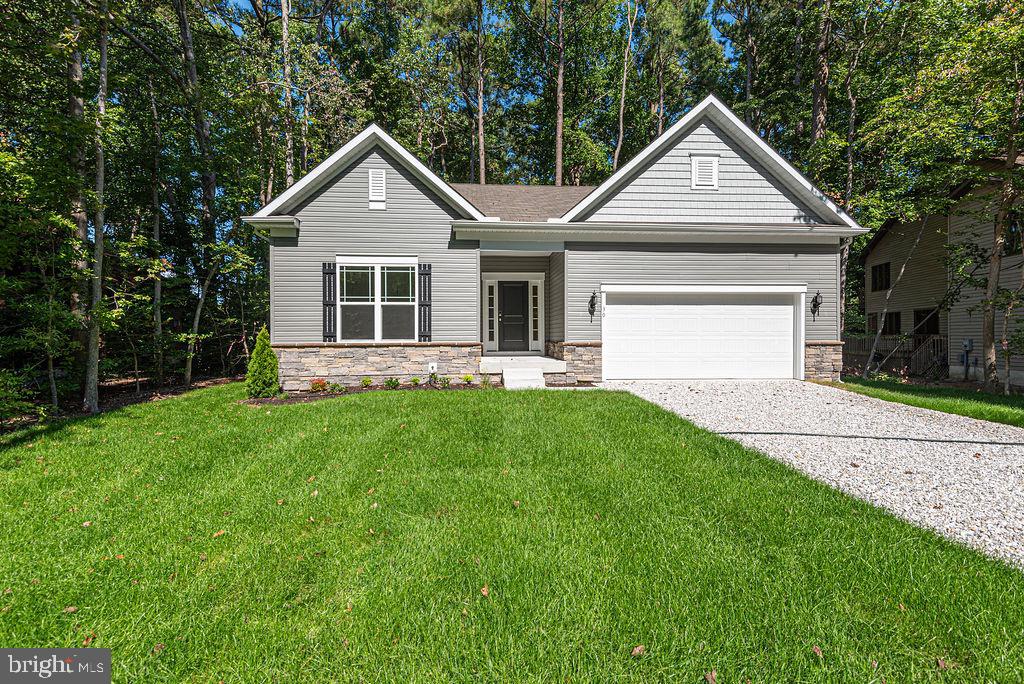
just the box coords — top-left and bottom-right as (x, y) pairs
(368, 168), (387, 209)
(690, 156), (719, 190)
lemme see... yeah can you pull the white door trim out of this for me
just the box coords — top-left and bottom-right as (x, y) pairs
(599, 284), (807, 381)
(482, 272), (545, 353)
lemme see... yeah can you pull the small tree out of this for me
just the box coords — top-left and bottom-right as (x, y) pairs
(245, 326), (279, 398)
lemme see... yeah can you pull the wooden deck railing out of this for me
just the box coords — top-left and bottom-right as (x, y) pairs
(842, 334), (948, 378)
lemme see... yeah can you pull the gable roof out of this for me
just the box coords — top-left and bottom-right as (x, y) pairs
(451, 184), (595, 221)
(250, 124), (488, 221)
(555, 94), (864, 231)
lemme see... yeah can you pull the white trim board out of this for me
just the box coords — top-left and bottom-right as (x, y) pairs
(250, 124), (489, 221)
(554, 94), (865, 232)
(600, 283), (807, 294)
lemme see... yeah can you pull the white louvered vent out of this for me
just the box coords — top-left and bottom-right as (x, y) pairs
(368, 168), (387, 209)
(690, 156), (719, 190)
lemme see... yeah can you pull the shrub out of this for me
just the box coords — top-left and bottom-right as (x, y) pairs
(384, 377), (400, 390)
(361, 377), (373, 388)
(462, 374), (474, 385)
(428, 372), (439, 386)
(410, 377), (420, 386)
(327, 383), (345, 394)
(309, 378), (328, 392)
(439, 376), (451, 389)
(0, 369), (35, 425)
(245, 326), (279, 398)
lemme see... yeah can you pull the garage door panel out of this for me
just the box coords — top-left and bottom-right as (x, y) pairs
(602, 292), (797, 380)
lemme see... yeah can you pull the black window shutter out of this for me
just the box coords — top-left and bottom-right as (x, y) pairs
(418, 263), (432, 342)
(322, 262), (336, 342)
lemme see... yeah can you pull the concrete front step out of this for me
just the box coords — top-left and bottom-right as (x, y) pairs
(502, 367), (546, 389)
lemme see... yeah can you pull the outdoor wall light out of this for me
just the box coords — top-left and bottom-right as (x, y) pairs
(588, 291), (598, 322)
(810, 290), (823, 321)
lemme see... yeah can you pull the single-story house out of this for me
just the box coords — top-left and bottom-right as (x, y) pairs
(243, 95), (866, 390)
(862, 158), (1023, 382)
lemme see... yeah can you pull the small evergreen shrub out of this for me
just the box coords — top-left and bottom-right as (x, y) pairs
(384, 377), (400, 390)
(328, 382), (345, 394)
(462, 374), (474, 385)
(439, 376), (451, 389)
(309, 378), (328, 392)
(410, 377), (420, 386)
(245, 326), (279, 398)
(361, 377), (373, 388)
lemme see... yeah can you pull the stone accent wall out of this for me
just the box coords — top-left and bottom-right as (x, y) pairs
(805, 340), (843, 381)
(545, 341), (602, 383)
(274, 343), (482, 391)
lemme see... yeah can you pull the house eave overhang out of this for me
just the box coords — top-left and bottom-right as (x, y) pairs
(242, 215), (300, 240)
(453, 220), (860, 244)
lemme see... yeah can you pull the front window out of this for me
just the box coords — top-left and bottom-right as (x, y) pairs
(337, 258), (417, 341)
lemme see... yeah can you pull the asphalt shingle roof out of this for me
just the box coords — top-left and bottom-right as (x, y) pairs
(450, 183), (596, 222)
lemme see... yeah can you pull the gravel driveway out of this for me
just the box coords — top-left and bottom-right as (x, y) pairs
(605, 379), (1024, 567)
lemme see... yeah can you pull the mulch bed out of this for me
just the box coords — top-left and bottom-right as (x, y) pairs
(244, 382), (505, 406)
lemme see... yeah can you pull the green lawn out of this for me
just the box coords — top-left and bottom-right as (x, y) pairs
(1, 384), (1022, 682)
(831, 377), (1024, 428)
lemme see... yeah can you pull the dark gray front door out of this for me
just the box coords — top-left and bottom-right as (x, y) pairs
(498, 281), (529, 351)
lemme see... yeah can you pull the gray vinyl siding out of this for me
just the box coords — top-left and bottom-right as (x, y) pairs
(269, 146), (479, 343)
(564, 242), (840, 341)
(547, 252), (565, 341)
(947, 191), (1024, 375)
(583, 119), (823, 224)
(863, 215), (948, 335)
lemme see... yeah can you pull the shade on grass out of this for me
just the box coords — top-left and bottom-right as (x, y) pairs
(834, 377), (1024, 429)
(1, 384), (1022, 682)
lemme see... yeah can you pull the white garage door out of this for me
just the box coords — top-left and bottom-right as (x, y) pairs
(602, 292), (798, 380)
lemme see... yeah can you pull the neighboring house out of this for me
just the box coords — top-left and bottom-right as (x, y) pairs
(862, 163), (1023, 382)
(243, 95), (865, 390)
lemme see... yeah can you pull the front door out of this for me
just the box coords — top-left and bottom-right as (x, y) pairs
(498, 281), (529, 351)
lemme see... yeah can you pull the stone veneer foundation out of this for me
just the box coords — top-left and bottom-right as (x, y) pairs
(545, 341), (602, 383)
(274, 343), (482, 391)
(804, 340), (843, 381)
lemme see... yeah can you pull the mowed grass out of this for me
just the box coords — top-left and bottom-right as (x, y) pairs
(1, 384), (1022, 682)
(832, 377), (1024, 428)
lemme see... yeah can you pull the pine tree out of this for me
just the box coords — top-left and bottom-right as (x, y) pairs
(245, 326), (279, 398)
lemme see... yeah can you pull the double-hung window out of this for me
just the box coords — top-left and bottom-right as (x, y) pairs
(336, 257), (417, 341)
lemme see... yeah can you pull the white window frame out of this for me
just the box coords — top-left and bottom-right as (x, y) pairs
(690, 154), (719, 190)
(481, 272), (545, 353)
(336, 256), (418, 342)
(368, 169), (387, 210)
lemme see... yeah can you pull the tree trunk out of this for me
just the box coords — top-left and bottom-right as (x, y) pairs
(863, 215), (929, 378)
(983, 75), (1022, 389)
(184, 264), (219, 387)
(476, 0), (487, 184)
(553, 1), (565, 186)
(793, 0), (805, 139)
(282, 0), (295, 187)
(84, 1), (108, 414)
(148, 78), (164, 384)
(173, 0), (217, 251)
(68, 2), (89, 372)
(656, 54), (665, 137)
(811, 0), (832, 143)
(612, 0), (638, 172)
